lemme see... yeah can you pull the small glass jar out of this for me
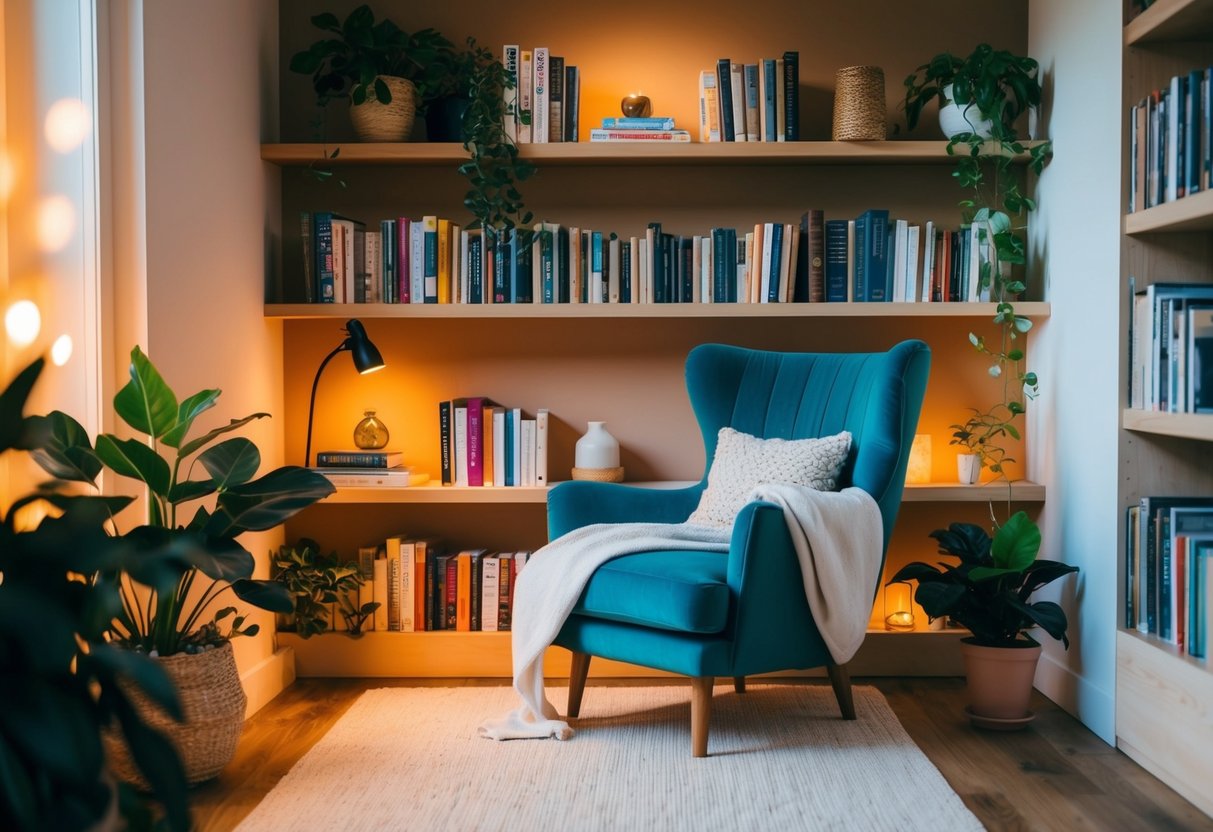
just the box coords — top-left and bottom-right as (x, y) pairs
(353, 410), (389, 449)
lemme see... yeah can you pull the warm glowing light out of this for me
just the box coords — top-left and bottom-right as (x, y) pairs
(37, 195), (76, 252)
(884, 582), (915, 631)
(5, 300), (42, 346)
(44, 98), (91, 153)
(905, 434), (932, 484)
(51, 334), (73, 366)
(0, 149), (14, 202)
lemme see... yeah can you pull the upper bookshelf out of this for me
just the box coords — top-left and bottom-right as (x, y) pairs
(1124, 188), (1213, 233)
(1126, 0), (1213, 44)
(260, 141), (1048, 168)
(266, 301), (1051, 320)
(1122, 408), (1213, 441)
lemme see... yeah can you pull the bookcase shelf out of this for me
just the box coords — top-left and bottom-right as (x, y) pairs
(265, 301), (1051, 321)
(317, 480), (1046, 506)
(1124, 188), (1213, 234)
(1122, 408), (1213, 441)
(261, 140), (1048, 168)
(1125, 0), (1213, 45)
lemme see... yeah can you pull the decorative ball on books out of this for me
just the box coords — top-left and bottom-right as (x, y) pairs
(620, 94), (652, 118)
(353, 410), (389, 450)
(572, 421), (624, 483)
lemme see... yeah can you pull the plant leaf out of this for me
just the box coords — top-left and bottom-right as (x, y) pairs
(991, 511), (1041, 571)
(198, 437), (261, 489)
(178, 413), (269, 458)
(231, 577), (294, 613)
(162, 388), (220, 449)
(113, 346), (179, 439)
(25, 410), (103, 483)
(205, 467), (335, 536)
(95, 434), (172, 497)
(0, 357), (43, 453)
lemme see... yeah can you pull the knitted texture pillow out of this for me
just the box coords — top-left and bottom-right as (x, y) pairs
(687, 428), (853, 527)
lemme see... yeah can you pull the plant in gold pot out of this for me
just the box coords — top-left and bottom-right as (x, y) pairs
(26, 346), (335, 784)
(290, 4), (451, 141)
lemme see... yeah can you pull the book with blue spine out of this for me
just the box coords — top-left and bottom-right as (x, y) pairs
(761, 59), (778, 142)
(824, 219), (848, 302)
(766, 223), (784, 302)
(601, 116), (675, 130)
(380, 219), (396, 303)
(743, 64), (760, 141)
(312, 211), (337, 303)
(493, 227), (512, 303)
(856, 209), (890, 302)
(422, 215), (438, 303)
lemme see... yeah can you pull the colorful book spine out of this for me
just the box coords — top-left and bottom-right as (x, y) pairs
(422, 216), (438, 303)
(466, 396), (488, 487)
(743, 63), (760, 141)
(518, 50), (533, 143)
(698, 70), (720, 143)
(601, 116), (676, 130)
(532, 47), (549, 144)
(502, 45), (519, 143)
(313, 211), (336, 303)
(588, 129), (691, 142)
(314, 451), (400, 468)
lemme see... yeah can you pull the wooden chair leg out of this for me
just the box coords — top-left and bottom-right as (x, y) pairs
(691, 676), (713, 758)
(566, 651), (591, 718)
(826, 662), (856, 720)
(733, 676), (746, 694)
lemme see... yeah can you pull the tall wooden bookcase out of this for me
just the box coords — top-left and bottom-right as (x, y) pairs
(1118, 0), (1213, 816)
(265, 0), (1047, 679)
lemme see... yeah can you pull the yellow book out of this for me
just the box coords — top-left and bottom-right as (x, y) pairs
(483, 404), (496, 486)
(438, 218), (451, 304)
(455, 550), (472, 631)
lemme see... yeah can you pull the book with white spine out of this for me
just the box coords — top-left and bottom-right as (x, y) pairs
(519, 50), (533, 143)
(532, 47), (549, 144)
(502, 46), (519, 143)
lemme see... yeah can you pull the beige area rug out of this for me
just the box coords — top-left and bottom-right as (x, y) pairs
(236, 684), (983, 831)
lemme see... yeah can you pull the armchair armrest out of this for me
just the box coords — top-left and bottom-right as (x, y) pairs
(547, 481), (704, 540)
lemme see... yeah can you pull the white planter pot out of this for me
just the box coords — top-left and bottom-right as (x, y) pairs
(957, 453), (982, 485)
(938, 84), (995, 139)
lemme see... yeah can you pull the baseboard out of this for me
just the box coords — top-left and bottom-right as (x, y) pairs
(240, 645), (297, 717)
(1034, 649), (1114, 745)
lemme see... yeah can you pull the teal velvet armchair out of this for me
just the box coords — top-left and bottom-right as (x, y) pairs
(546, 340), (930, 756)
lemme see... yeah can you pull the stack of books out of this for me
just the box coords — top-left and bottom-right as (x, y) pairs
(313, 449), (428, 488)
(589, 116), (690, 143)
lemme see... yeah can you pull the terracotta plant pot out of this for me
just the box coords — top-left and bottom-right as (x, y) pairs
(349, 76), (417, 142)
(960, 638), (1041, 728)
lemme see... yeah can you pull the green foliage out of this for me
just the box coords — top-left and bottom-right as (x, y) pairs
(0, 358), (190, 832)
(26, 346), (335, 657)
(289, 5), (451, 106)
(888, 513), (1079, 647)
(273, 539), (379, 637)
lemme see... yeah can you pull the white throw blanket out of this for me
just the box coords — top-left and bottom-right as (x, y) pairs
(478, 484), (882, 741)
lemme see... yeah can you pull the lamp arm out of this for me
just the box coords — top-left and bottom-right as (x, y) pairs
(304, 343), (349, 467)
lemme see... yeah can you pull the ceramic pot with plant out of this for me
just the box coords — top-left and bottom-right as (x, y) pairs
(290, 5), (451, 141)
(27, 346), (335, 783)
(888, 514), (1078, 727)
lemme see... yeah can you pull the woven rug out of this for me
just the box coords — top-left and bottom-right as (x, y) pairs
(236, 684), (983, 831)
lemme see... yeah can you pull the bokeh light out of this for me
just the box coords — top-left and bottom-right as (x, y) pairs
(36, 195), (75, 252)
(0, 149), (14, 202)
(51, 334), (73, 366)
(44, 98), (91, 153)
(5, 300), (41, 346)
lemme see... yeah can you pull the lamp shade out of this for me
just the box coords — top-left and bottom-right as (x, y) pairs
(345, 319), (385, 374)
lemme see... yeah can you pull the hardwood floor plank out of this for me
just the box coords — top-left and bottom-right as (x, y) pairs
(186, 677), (1213, 832)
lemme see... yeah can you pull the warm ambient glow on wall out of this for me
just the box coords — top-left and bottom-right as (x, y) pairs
(304, 319), (386, 467)
(905, 434), (932, 484)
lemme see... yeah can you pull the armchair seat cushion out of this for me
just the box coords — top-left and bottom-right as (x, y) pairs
(571, 549), (731, 634)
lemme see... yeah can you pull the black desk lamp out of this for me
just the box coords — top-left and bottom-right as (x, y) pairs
(304, 319), (385, 467)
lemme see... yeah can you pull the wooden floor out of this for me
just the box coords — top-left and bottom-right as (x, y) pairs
(190, 677), (1211, 832)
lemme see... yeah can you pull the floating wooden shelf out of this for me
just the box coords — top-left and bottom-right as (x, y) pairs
(1125, 0), (1213, 44)
(1124, 189), (1213, 234)
(902, 480), (1045, 502)
(261, 140), (1046, 168)
(267, 301), (1051, 320)
(1122, 408), (1213, 441)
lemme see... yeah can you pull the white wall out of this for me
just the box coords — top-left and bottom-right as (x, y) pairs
(140, 0), (287, 714)
(1029, 0), (1122, 744)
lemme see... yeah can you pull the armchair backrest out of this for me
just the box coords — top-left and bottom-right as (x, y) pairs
(685, 340), (931, 553)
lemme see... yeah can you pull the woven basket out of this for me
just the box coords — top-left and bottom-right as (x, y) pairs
(105, 641), (247, 788)
(571, 466), (625, 483)
(832, 66), (887, 141)
(349, 76), (417, 142)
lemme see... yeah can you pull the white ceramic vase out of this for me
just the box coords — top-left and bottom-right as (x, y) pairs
(957, 453), (982, 485)
(938, 83), (995, 139)
(575, 421), (620, 469)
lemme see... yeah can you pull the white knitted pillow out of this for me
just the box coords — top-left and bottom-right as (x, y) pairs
(687, 428), (852, 527)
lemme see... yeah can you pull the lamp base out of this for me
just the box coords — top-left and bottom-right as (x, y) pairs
(570, 466), (625, 483)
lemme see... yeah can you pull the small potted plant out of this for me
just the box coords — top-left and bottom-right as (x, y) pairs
(289, 4), (452, 141)
(27, 346), (335, 784)
(888, 514), (1079, 728)
(273, 539), (379, 637)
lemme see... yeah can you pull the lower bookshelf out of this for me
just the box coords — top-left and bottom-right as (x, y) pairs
(277, 629), (968, 679)
(1115, 629), (1213, 817)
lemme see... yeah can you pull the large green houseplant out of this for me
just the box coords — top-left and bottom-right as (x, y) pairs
(26, 346), (335, 782)
(0, 357), (190, 831)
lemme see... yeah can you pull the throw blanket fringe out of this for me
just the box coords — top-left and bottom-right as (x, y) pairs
(478, 485), (882, 741)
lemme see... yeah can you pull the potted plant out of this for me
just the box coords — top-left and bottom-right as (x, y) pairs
(888, 514), (1078, 728)
(0, 357), (191, 831)
(289, 4), (452, 141)
(26, 346), (335, 784)
(273, 539), (379, 637)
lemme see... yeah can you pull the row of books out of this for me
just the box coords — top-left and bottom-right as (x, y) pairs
(502, 45), (579, 144)
(1128, 281), (1213, 413)
(439, 398), (549, 487)
(298, 210), (997, 307)
(1128, 66), (1213, 213)
(343, 540), (534, 633)
(1125, 496), (1213, 659)
(589, 116), (691, 143)
(698, 54), (800, 143)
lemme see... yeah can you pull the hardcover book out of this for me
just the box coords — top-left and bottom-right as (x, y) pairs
(315, 450), (403, 468)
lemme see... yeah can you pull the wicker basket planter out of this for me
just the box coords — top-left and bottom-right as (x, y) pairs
(832, 65), (887, 141)
(105, 641), (246, 788)
(349, 75), (417, 142)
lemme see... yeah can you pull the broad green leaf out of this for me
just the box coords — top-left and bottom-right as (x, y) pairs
(26, 410), (103, 483)
(96, 434), (171, 497)
(231, 577), (294, 613)
(0, 357), (43, 453)
(991, 511), (1041, 571)
(178, 413), (269, 458)
(967, 565), (1023, 582)
(198, 437), (261, 489)
(206, 467), (335, 536)
(108, 692), (190, 831)
(168, 478), (217, 504)
(913, 581), (966, 617)
(162, 388), (220, 449)
(114, 346), (178, 439)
